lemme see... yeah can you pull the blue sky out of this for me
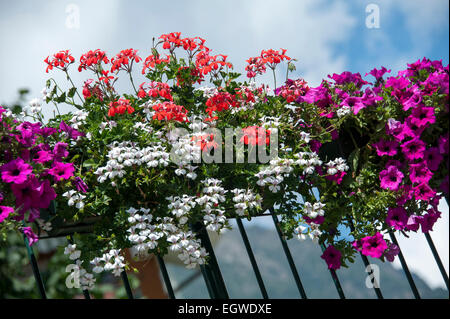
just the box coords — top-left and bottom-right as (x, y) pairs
(0, 0), (448, 290)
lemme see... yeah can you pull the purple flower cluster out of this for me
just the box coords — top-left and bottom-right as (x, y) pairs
(0, 106), (87, 245)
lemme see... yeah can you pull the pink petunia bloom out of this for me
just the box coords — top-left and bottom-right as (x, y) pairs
(384, 243), (400, 262)
(0, 206), (14, 223)
(360, 232), (388, 258)
(424, 147), (443, 171)
(365, 66), (391, 81)
(321, 245), (342, 270)
(11, 176), (42, 215)
(47, 162), (75, 182)
(401, 138), (426, 161)
(409, 162), (433, 184)
(304, 215), (325, 225)
(35, 179), (57, 209)
(373, 139), (398, 156)
(404, 117), (426, 139)
(0, 158), (33, 184)
(438, 134), (449, 155)
(406, 214), (421, 232)
(379, 165), (404, 191)
(22, 227), (38, 246)
(340, 96), (366, 115)
(402, 92), (422, 111)
(410, 106), (435, 128)
(53, 142), (69, 161)
(396, 185), (414, 206)
(419, 209), (441, 233)
(33, 150), (54, 164)
(386, 119), (407, 142)
(386, 207), (408, 230)
(413, 182), (436, 201)
(325, 171), (347, 185)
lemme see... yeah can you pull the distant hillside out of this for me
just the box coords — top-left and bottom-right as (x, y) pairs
(165, 225), (448, 299)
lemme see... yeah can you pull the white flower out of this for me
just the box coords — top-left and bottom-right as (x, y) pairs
(64, 244), (81, 260)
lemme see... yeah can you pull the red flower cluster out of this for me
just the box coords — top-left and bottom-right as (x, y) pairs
(141, 53), (171, 74)
(276, 78), (310, 103)
(111, 49), (142, 73)
(44, 50), (75, 73)
(82, 79), (104, 100)
(159, 32), (206, 53)
(78, 49), (109, 72)
(245, 48), (291, 78)
(138, 81), (173, 101)
(241, 126), (271, 146)
(191, 133), (218, 151)
(108, 98), (134, 117)
(152, 101), (188, 122)
(205, 91), (237, 117)
(195, 50), (232, 76)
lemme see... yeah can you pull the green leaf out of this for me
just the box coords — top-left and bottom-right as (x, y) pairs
(68, 87), (77, 98)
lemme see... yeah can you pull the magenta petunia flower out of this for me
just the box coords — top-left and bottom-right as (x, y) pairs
(402, 92), (422, 111)
(47, 162), (75, 182)
(386, 207), (408, 230)
(373, 139), (398, 156)
(424, 147), (443, 171)
(22, 226), (38, 246)
(365, 66), (391, 81)
(11, 176), (42, 215)
(385, 76), (410, 90)
(438, 134), (449, 155)
(401, 138), (426, 161)
(409, 162), (433, 184)
(396, 185), (414, 206)
(35, 179), (57, 209)
(0, 206), (14, 223)
(0, 158), (33, 184)
(325, 171), (347, 184)
(53, 142), (69, 161)
(33, 150), (54, 164)
(406, 215), (421, 232)
(360, 232), (388, 258)
(384, 243), (400, 262)
(413, 182), (436, 201)
(419, 209), (441, 233)
(404, 117), (426, 139)
(410, 106), (435, 128)
(380, 165), (404, 191)
(320, 245), (342, 270)
(72, 176), (89, 193)
(304, 215), (325, 225)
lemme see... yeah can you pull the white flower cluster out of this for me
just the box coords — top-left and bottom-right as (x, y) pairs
(255, 158), (294, 193)
(260, 116), (281, 129)
(62, 190), (86, 210)
(95, 141), (169, 183)
(125, 206), (208, 269)
(69, 110), (89, 129)
(90, 249), (126, 277)
(336, 106), (351, 117)
(294, 223), (323, 243)
(195, 86), (217, 99)
(170, 134), (203, 179)
(98, 120), (117, 133)
(294, 152), (323, 175)
(326, 157), (349, 175)
(140, 99), (158, 118)
(198, 178), (228, 232)
(299, 131), (311, 143)
(231, 188), (262, 216)
(134, 122), (153, 134)
(28, 98), (42, 114)
(303, 201), (325, 219)
(167, 195), (196, 225)
(36, 218), (52, 232)
(63, 244), (96, 290)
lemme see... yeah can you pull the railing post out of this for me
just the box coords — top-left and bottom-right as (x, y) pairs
(236, 218), (269, 299)
(120, 271), (134, 299)
(388, 231), (421, 299)
(156, 255), (176, 299)
(23, 231), (47, 299)
(270, 209), (308, 299)
(424, 232), (449, 291)
(192, 222), (229, 299)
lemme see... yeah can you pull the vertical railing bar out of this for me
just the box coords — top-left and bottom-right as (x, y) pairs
(23, 231), (47, 299)
(348, 220), (383, 299)
(200, 264), (218, 299)
(319, 243), (346, 299)
(270, 210), (308, 299)
(193, 223), (229, 299)
(156, 255), (176, 299)
(236, 218), (269, 299)
(388, 231), (421, 299)
(120, 271), (134, 299)
(424, 232), (449, 291)
(67, 236), (91, 299)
